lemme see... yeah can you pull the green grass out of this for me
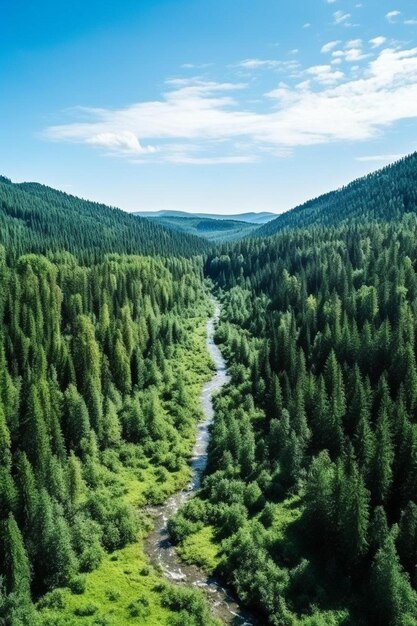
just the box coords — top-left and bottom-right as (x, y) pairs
(267, 494), (303, 540)
(177, 526), (220, 573)
(37, 306), (216, 626)
(38, 541), (173, 625)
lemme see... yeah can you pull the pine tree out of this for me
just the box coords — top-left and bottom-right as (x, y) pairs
(24, 384), (51, 476)
(67, 451), (86, 510)
(0, 466), (17, 519)
(266, 374), (283, 421)
(369, 535), (417, 626)
(337, 447), (369, 566)
(102, 399), (122, 447)
(1, 514), (31, 596)
(354, 408), (375, 482)
(369, 506), (389, 553)
(304, 451), (334, 544)
(404, 345), (417, 419)
(371, 404), (394, 505)
(113, 331), (132, 394)
(280, 430), (303, 488)
(64, 384), (90, 452)
(397, 501), (417, 578)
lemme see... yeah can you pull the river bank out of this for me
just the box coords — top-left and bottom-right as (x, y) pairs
(144, 300), (254, 625)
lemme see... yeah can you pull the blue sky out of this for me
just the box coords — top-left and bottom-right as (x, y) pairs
(1, 0), (417, 214)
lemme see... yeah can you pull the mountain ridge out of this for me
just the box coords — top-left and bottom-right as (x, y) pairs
(135, 209), (277, 224)
(255, 152), (417, 238)
(0, 177), (209, 260)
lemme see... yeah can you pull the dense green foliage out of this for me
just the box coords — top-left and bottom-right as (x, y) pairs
(256, 152), (417, 237)
(0, 177), (209, 262)
(4, 152), (417, 626)
(0, 247), (217, 624)
(143, 215), (259, 243)
(172, 212), (417, 625)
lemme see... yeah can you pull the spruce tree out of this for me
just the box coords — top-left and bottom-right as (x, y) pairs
(1, 514), (31, 596)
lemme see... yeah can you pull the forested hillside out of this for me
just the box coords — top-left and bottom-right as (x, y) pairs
(135, 211), (276, 224)
(3, 153), (417, 626)
(141, 215), (258, 243)
(0, 248), (219, 625)
(171, 213), (417, 625)
(0, 177), (208, 262)
(256, 152), (417, 237)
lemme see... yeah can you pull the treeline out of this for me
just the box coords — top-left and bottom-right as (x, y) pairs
(256, 152), (417, 238)
(0, 177), (209, 263)
(0, 248), (209, 623)
(172, 214), (417, 625)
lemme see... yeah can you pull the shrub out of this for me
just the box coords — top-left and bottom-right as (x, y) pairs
(106, 589), (121, 602)
(93, 617), (111, 626)
(168, 514), (202, 544)
(260, 502), (275, 528)
(37, 589), (66, 610)
(245, 482), (265, 512)
(68, 575), (86, 595)
(79, 544), (104, 572)
(218, 503), (248, 538)
(127, 596), (150, 618)
(74, 603), (97, 616)
(161, 586), (212, 623)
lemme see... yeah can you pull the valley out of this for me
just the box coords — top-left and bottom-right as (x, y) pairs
(2, 153), (417, 626)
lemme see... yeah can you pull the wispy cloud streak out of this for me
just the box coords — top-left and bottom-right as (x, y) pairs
(44, 47), (417, 164)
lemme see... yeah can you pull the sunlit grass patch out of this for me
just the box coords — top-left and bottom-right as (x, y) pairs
(177, 526), (220, 573)
(268, 494), (303, 540)
(38, 540), (173, 625)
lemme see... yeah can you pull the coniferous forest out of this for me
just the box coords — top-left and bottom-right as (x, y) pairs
(2, 152), (417, 626)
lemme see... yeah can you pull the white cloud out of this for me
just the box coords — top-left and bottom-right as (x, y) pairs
(166, 155), (257, 164)
(236, 58), (300, 72)
(356, 154), (405, 162)
(44, 47), (417, 164)
(405, 19), (417, 25)
(345, 48), (369, 61)
(333, 10), (351, 24)
(331, 41), (369, 63)
(303, 22), (311, 28)
(386, 10), (401, 22)
(326, 0), (337, 3)
(237, 59), (280, 69)
(346, 39), (362, 49)
(321, 40), (341, 53)
(180, 63), (213, 69)
(370, 36), (386, 48)
(306, 65), (344, 84)
(85, 131), (157, 154)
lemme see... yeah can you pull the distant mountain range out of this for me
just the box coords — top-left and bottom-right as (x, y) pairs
(135, 214), (261, 243)
(134, 210), (277, 224)
(134, 210), (278, 242)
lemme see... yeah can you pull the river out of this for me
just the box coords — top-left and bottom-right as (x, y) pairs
(144, 300), (254, 625)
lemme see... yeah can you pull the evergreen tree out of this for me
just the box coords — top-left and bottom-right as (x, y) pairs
(369, 535), (417, 626)
(1, 514), (31, 596)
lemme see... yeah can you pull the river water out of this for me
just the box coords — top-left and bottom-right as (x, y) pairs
(144, 301), (254, 625)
